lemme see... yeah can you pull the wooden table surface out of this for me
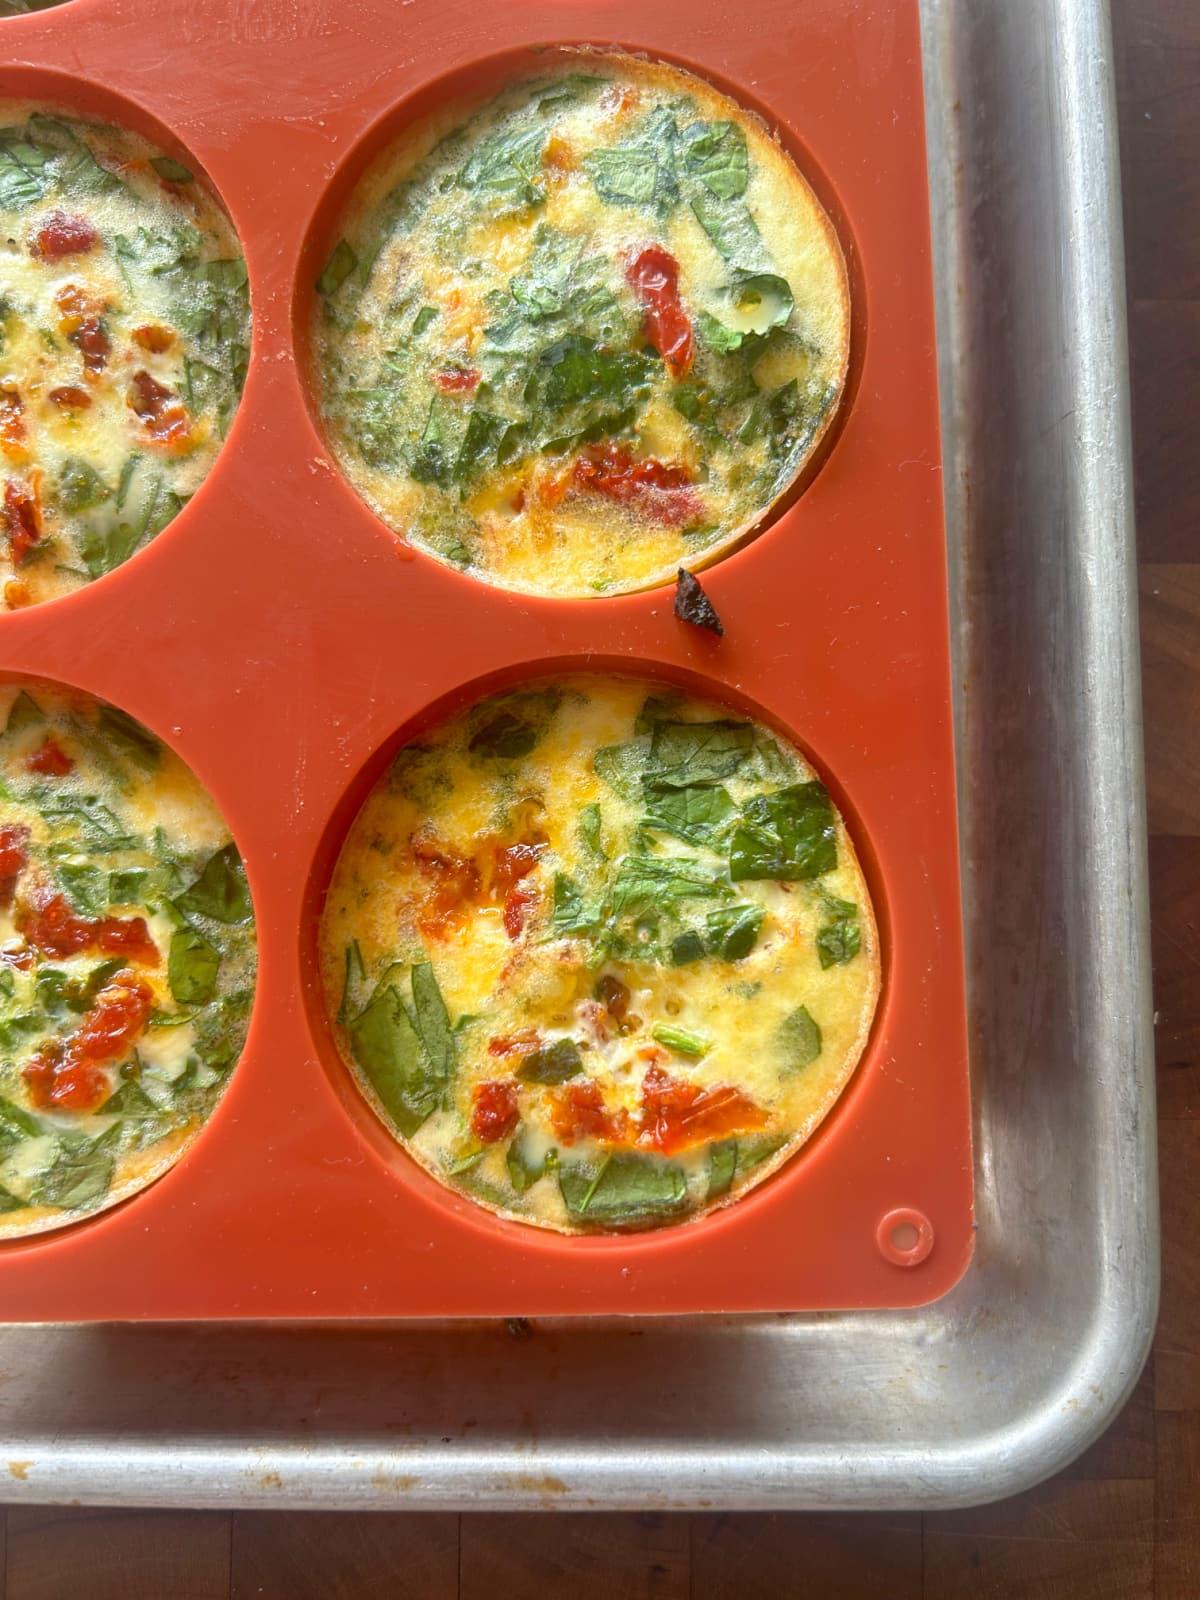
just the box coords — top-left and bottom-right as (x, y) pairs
(2, 0), (1196, 1593)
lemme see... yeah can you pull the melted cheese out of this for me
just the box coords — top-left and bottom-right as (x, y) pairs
(320, 677), (879, 1233)
(314, 52), (848, 598)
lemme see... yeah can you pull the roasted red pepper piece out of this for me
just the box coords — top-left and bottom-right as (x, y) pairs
(33, 210), (99, 261)
(23, 970), (153, 1112)
(637, 1064), (767, 1155)
(433, 367), (481, 395)
(626, 245), (695, 377)
(572, 443), (701, 527)
(3, 480), (42, 565)
(128, 369), (191, 445)
(470, 1079), (520, 1144)
(0, 822), (29, 909)
(549, 1079), (631, 1147)
(18, 889), (159, 964)
(26, 737), (73, 777)
(0, 389), (25, 458)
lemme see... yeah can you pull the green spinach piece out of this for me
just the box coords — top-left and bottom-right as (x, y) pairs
(167, 925), (220, 1005)
(778, 1005), (822, 1070)
(108, 867), (154, 905)
(57, 458), (111, 514)
(703, 901), (764, 960)
(5, 690), (42, 734)
(96, 705), (160, 775)
(348, 981), (449, 1137)
(0, 1185), (23, 1213)
(691, 189), (768, 269)
(682, 119), (749, 199)
(459, 123), (546, 214)
(585, 107), (679, 211)
(317, 238), (357, 296)
(31, 1122), (121, 1211)
(707, 1138), (737, 1199)
(150, 156), (193, 183)
(816, 897), (861, 968)
(57, 861), (106, 918)
(609, 854), (726, 917)
(729, 782), (837, 882)
(0, 136), (52, 209)
(506, 1125), (553, 1192)
(641, 780), (735, 847)
(469, 710), (538, 759)
(551, 874), (598, 936)
(646, 719), (754, 786)
(734, 1131), (789, 1175)
(176, 843), (252, 924)
(593, 739), (648, 802)
(517, 1038), (583, 1085)
(0, 1098), (41, 1147)
(578, 802), (604, 857)
(559, 1152), (689, 1226)
(411, 961), (456, 1079)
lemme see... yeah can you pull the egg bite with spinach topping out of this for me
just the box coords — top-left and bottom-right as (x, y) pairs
(0, 684), (256, 1237)
(314, 51), (848, 597)
(320, 678), (878, 1233)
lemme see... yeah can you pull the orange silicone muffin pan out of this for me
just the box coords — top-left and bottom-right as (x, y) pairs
(0, 0), (973, 1318)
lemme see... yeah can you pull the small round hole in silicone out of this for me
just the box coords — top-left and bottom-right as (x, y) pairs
(876, 1207), (934, 1267)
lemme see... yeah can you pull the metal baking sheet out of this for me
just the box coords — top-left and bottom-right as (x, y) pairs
(0, 0), (1156, 1510)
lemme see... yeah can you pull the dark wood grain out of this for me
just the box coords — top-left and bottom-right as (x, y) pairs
(4, 1507), (231, 1600)
(690, 1512), (923, 1600)
(229, 1511), (459, 1600)
(459, 1513), (689, 1600)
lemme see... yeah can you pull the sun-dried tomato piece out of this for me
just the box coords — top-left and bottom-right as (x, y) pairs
(626, 245), (695, 377)
(502, 880), (539, 940)
(130, 323), (175, 354)
(18, 890), (158, 964)
(26, 737), (73, 777)
(0, 822), (30, 909)
(433, 367), (481, 395)
(470, 1079), (521, 1144)
(74, 317), (111, 374)
(0, 389), (26, 459)
(47, 385), (92, 411)
(3, 480), (42, 565)
(637, 1064), (767, 1155)
(573, 444), (701, 527)
(488, 1029), (541, 1058)
(549, 1079), (631, 1147)
(33, 210), (99, 261)
(128, 369), (191, 445)
(23, 970), (153, 1112)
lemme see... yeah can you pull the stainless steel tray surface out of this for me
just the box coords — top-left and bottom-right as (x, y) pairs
(0, 0), (1156, 1510)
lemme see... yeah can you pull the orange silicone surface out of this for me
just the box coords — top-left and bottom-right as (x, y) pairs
(0, 0), (973, 1319)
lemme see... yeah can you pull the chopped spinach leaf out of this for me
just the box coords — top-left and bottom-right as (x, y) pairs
(585, 106), (679, 211)
(816, 898), (861, 968)
(707, 1138), (737, 1199)
(469, 711), (538, 759)
(551, 873), (598, 936)
(410, 960), (456, 1080)
(517, 1037), (583, 1085)
(5, 690), (42, 734)
(728, 782), (838, 881)
(559, 1151), (688, 1225)
(167, 924), (221, 1005)
(0, 137), (52, 209)
(778, 1005), (822, 1070)
(704, 901), (764, 960)
(57, 860), (107, 918)
(646, 719), (753, 786)
(348, 983), (444, 1137)
(691, 189), (768, 268)
(176, 843), (252, 924)
(593, 739), (648, 801)
(578, 802), (604, 857)
(609, 853), (725, 916)
(57, 458), (111, 514)
(150, 155), (194, 183)
(31, 1122), (121, 1211)
(459, 123), (546, 214)
(316, 238), (357, 296)
(682, 119), (749, 200)
(96, 705), (160, 775)
(0, 1098), (40, 1141)
(734, 1131), (789, 1175)
(641, 780), (735, 847)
